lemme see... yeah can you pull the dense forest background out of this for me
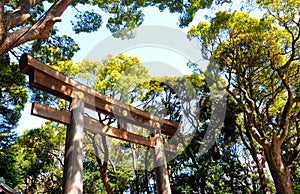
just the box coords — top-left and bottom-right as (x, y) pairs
(0, 0), (299, 193)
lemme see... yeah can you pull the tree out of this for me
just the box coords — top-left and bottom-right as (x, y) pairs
(3, 53), (151, 193)
(0, 144), (23, 188)
(0, 54), (27, 188)
(142, 75), (263, 193)
(75, 54), (151, 193)
(13, 121), (66, 193)
(188, 4), (300, 193)
(0, 0), (232, 56)
(0, 54), (27, 146)
(7, 52), (272, 193)
(0, 0), (72, 56)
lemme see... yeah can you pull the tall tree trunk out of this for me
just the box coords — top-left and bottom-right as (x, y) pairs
(95, 155), (113, 194)
(256, 159), (270, 194)
(131, 144), (140, 193)
(89, 133), (114, 194)
(93, 153), (113, 194)
(264, 144), (293, 194)
(0, 1), (5, 44)
(0, 0), (72, 55)
(144, 148), (151, 194)
(239, 123), (271, 194)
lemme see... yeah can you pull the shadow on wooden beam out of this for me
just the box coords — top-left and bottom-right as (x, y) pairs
(20, 54), (179, 136)
(31, 102), (156, 147)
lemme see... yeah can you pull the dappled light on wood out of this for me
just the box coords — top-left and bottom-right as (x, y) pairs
(20, 54), (179, 136)
(19, 54), (178, 194)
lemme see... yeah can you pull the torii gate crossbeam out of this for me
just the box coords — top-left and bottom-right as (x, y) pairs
(19, 54), (179, 194)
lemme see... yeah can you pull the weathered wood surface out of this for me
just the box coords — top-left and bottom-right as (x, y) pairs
(153, 132), (172, 194)
(21, 54), (177, 194)
(62, 98), (84, 194)
(20, 54), (179, 136)
(32, 102), (156, 148)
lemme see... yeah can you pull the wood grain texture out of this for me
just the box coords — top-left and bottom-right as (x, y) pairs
(20, 54), (179, 136)
(31, 103), (155, 147)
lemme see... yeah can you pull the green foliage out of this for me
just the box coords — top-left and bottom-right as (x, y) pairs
(1, 0), (235, 55)
(75, 56), (152, 192)
(76, 54), (150, 104)
(72, 10), (103, 34)
(4, 1), (280, 193)
(109, 167), (133, 192)
(14, 122), (66, 193)
(0, 54), (27, 190)
(31, 32), (80, 65)
(75, 59), (101, 87)
(0, 54), (27, 189)
(141, 76), (196, 121)
(170, 95), (258, 193)
(2, 53), (272, 193)
(0, 55), (27, 141)
(188, 8), (299, 146)
(3, 1), (299, 192)
(83, 149), (106, 193)
(140, 74), (257, 193)
(0, 146), (22, 188)
(188, 3), (300, 192)
(29, 34), (80, 107)
(81, 0), (233, 37)
(291, 160), (300, 193)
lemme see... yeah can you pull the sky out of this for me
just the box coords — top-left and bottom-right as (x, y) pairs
(16, 4), (210, 134)
(56, 6), (205, 63)
(16, 1), (257, 134)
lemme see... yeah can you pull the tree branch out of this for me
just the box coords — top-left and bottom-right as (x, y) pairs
(0, 1), (5, 44)
(227, 85), (266, 146)
(277, 73), (295, 145)
(281, 18), (300, 70)
(285, 116), (299, 166)
(18, 0), (43, 9)
(284, 148), (299, 167)
(0, 0), (72, 56)
(5, 0), (43, 30)
(5, 11), (31, 30)
(285, 114), (300, 167)
(236, 122), (252, 152)
(238, 84), (256, 111)
(226, 87), (251, 114)
(248, 122), (266, 146)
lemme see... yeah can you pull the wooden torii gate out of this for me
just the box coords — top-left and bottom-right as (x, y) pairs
(19, 54), (179, 194)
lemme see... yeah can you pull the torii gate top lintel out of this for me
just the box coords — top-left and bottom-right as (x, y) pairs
(19, 54), (179, 137)
(19, 53), (175, 194)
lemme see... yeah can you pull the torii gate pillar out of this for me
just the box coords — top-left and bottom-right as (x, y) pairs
(19, 54), (179, 194)
(62, 96), (84, 194)
(154, 131), (172, 194)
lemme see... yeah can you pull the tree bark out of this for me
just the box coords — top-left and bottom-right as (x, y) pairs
(97, 156), (113, 194)
(0, 1), (5, 44)
(131, 144), (140, 193)
(90, 134), (113, 194)
(0, 0), (72, 56)
(238, 121), (271, 194)
(62, 97), (84, 194)
(144, 148), (151, 194)
(256, 158), (270, 194)
(249, 145), (270, 194)
(264, 144), (293, 194)
(153, 131), (171, 194)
